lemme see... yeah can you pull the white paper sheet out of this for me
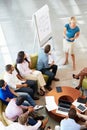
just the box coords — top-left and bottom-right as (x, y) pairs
(45, 96), (58, 111)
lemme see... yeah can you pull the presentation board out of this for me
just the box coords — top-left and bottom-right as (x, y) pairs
(33, 5), (52, 46)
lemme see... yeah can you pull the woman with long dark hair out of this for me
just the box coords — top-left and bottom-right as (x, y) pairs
(16, 51), (46, 95)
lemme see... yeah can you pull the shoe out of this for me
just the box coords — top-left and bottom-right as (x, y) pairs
(63, 61), (68, 65)
(47, 87), (52, 91)
(34, 116), (44, 120)
(72, 74), (79, 79)
(40, 88), (45, 95)
(37, 90), (45, 96)
(33, 96), (39, 100)
(41, 118), (48, 129)
(34, 105), (44, 110)
(37, 92), (44, 96)
(75, 86), (80, 90)
(53, 77), (60, 81)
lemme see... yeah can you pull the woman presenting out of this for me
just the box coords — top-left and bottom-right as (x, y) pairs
(63, 16), (80, 70)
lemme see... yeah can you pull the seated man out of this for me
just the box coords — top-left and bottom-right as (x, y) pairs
(60, 108), (86, 130)
(72, 67), (87, 89)
(4, 64), (39, 100)
(0, 112), (48, 130)
(5, 96), (44, 125)
(0, 79), (43, 109)
(37, 44), (59, 91)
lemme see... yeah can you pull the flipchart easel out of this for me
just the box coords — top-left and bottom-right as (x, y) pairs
(32, 4), (55, 53)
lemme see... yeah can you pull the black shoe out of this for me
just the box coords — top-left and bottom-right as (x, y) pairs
(75, 86), (80, 90)
(47, 87), (52, 91)
(53, 77), (60, 81)
(37, 91), (45, 96)
(33, 96), (39, 100)
(40, 88), (45, 95)
(72, 74), (79, 79)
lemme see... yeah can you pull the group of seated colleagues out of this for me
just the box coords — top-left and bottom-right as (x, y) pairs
(15, 44), (59, 92)
(0, 44), (60, 129)
(5, 96), (45, 125)
(0, 108), (48, 130)
(4, 64), (39, 100)
(0, 79), (43, 110)
(72, 67), (87, 90)
(0, 79), (49, 128)
(60, 108), (87, 130)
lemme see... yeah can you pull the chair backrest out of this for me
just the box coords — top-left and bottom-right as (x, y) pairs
(30, 54), (38, 69)
(82, 78), (87, 89)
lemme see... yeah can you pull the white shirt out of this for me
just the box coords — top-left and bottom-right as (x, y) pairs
(0, 121), (41, 130)
(4, 69), (24, 90)
(60, 118), (81, 130)
(17, 60), (32, 77)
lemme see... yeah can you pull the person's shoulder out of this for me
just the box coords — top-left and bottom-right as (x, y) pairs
(76, 25), (80, 31)
(6, 84), (10, 89)
(38, 48), (44, 55)
(61, 118), (67, 123)
(65, 23), (69, 28)
(40, 48), (44, 52)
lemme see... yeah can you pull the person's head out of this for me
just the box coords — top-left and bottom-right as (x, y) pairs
(18, 112), (28, 125)
(16, 96), (25, 106)
(69, 16), (77, 27)
(16, 51), (25, 63)
(0, 79), (7, 89)
(5, 64), (14, 73)
(68, 108), (76, 119)
(44, 44), (51, 54)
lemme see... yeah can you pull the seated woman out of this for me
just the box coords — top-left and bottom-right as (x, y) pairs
(72, 67), (87, 89)
(16, 51), (46, 95)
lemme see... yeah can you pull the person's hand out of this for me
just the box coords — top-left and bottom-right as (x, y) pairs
(28, 106), (34, 113)
(50, 61), (54, 66)
(69, 37), (75, 41)
(41, 118), (48, 129)
(22, 84), (28, 87)
(21, 78), (26, 81)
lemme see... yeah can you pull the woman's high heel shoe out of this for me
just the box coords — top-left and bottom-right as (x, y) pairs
(72, 74), (79, 79)
(37, 88), (45, 96)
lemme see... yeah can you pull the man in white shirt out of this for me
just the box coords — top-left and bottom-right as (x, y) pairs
(60, 108), (86, 130)
(4, 64), (39, 100)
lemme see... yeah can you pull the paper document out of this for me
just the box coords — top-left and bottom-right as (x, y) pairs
(45, 96), (58, 111)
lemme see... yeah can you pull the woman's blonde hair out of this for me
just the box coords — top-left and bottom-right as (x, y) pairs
(69, 16), (77, 24)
